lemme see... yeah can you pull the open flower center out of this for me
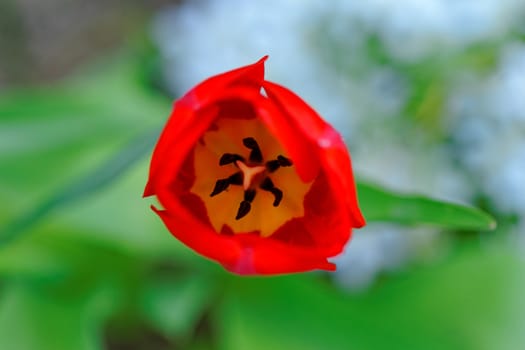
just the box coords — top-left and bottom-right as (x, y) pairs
(209, 136), (294, 220)
(190, 116), (313, 237)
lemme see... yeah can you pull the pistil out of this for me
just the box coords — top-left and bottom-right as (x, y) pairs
(235, 160), (266, 190)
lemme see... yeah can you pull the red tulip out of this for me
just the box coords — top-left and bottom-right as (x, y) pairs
(144, 56), (365, 275)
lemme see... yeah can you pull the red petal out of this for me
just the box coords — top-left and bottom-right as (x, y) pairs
(188, 55), (268, 108)
(262, 81), (365, 228)
(258, 86), (321, 183)
(152, 205), (241, 266)
(144, 56), (268, 197)
(154, 202), (337, 275)
(224, 234), (336, 275)
(321, 129), (366, 228)
(145, 103), (219, 198)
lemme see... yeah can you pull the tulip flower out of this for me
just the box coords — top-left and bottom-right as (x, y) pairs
(144, 56), (365, 275)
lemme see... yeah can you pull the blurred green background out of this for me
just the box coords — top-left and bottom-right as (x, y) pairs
(1, 1), (524, 349)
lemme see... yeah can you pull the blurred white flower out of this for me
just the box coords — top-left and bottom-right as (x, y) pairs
(152, 0), (359, 135)
(333, 225), (410, 290)
(332, 224), (440, 290)
(451, 43), (525, 216)
(354, 141), (470, 202)
(337, 0), (524, 61)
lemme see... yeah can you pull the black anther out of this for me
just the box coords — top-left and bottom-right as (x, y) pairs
(219, 153), (244, 166)
(244, 189), (256, 202)
(210, 179), (230, 197)
(228, 172), (243, 185)
(236, 201), (252, 220)
(271, 188), (283, 207)
(277, 155), (293, 167)
(259, 177), (283, 207)
(266, 160), (280, 173)
(210, 172), (243, 197)
(242, 137), (258, 148)
(260, 177), (274, 191)
(242, 137), (263, 163)
(266, 155), (292, 173)
(235, 190), (257, 220)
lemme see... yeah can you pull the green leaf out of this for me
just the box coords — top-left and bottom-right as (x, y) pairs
(0, 129), (159, 247)
(0, 283), (111, 350)
(141, 274), (216, 339)
(217, 245), (525, 350)
(357, 181), (496, 231)
(0, 52), (170, 247)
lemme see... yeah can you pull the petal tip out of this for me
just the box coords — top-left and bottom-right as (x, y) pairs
(259, 55), (269, 63)
(324, 262), (337, 271)
(143, 182), (154, 198)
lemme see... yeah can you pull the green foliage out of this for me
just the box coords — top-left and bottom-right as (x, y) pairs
(357, 182), (496, 230)
(0, 52), (519, 350)
(218, 244), (525, 350)
(0, 284), (105, 350)
(141, 274), (217, 340)
(0, 54), (168, 243)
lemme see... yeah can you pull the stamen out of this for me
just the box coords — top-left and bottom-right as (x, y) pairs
(228, 172), (244, 185)
(242, 137), (263, 163)
(277, 155), (293, 167)
(260, 177), (283, 207)
(210, 172), (243, 196)
(236, 189), (257, 220)
(210, 179), (229, 197)
(219, 153), (244, 166)
(266, 160), (280, 173)
(236, 201), (251, 220)
(266, 155), (292, 173)
(244, 188), (256, 202)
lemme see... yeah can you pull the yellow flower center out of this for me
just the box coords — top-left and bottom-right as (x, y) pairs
(190, 116), (313, 237)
